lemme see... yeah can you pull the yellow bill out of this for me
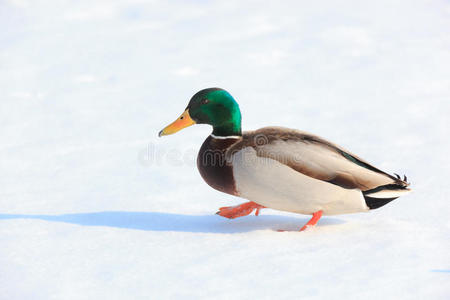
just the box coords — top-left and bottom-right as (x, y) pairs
(158, 109), (196, 137)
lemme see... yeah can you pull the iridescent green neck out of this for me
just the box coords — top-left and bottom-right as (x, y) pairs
(212, 114), (242, 136)
(210, 90), (242, 136)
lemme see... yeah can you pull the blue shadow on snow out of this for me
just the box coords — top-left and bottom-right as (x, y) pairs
(0, 211), (344, 233)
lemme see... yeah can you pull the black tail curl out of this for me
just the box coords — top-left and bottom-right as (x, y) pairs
(363, 179), (411, 210)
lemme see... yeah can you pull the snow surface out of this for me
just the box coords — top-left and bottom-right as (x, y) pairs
(1, 0), (449, 299)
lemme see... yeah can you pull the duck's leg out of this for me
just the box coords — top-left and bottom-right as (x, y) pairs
(216, 202), (266, 219)
(299, 210), (323, 231)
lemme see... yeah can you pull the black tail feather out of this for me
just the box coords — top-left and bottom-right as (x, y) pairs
(364, 195), (398, 209)
(363, 183), (410, 210)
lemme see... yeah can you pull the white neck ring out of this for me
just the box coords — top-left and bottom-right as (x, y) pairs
(210, 134), (241, 139)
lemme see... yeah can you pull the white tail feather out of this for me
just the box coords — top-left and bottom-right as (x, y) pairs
(364, 188), (411, 199)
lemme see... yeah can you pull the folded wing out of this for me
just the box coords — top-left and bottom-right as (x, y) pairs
(227, 126), (409, 192)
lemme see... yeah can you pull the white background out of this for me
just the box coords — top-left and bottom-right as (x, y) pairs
(1, 0), (449, 299)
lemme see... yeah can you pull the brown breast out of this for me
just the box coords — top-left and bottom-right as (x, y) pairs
(197, 135), (240, 196)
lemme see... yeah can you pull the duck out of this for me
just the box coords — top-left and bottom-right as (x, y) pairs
(158, 88), (411, 231)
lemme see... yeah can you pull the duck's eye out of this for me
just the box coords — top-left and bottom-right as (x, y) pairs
(202, 99), (210, 105)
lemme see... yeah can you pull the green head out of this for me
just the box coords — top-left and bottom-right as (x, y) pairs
(159, 88), (242, 137)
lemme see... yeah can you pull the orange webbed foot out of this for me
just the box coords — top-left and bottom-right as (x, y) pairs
(276, 210), (323, 232)
(299, 210), (323, 231)
(216, 202), (266, 219)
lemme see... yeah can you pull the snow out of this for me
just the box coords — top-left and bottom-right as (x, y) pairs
(1, 0), (449, 299)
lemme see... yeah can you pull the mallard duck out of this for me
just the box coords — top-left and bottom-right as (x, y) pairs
(159, 88), (411, 231)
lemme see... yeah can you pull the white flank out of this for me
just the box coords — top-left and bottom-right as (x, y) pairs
(231, 147), (370, 215)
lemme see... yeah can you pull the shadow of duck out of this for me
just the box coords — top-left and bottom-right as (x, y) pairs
(0, 211), (345, 233)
